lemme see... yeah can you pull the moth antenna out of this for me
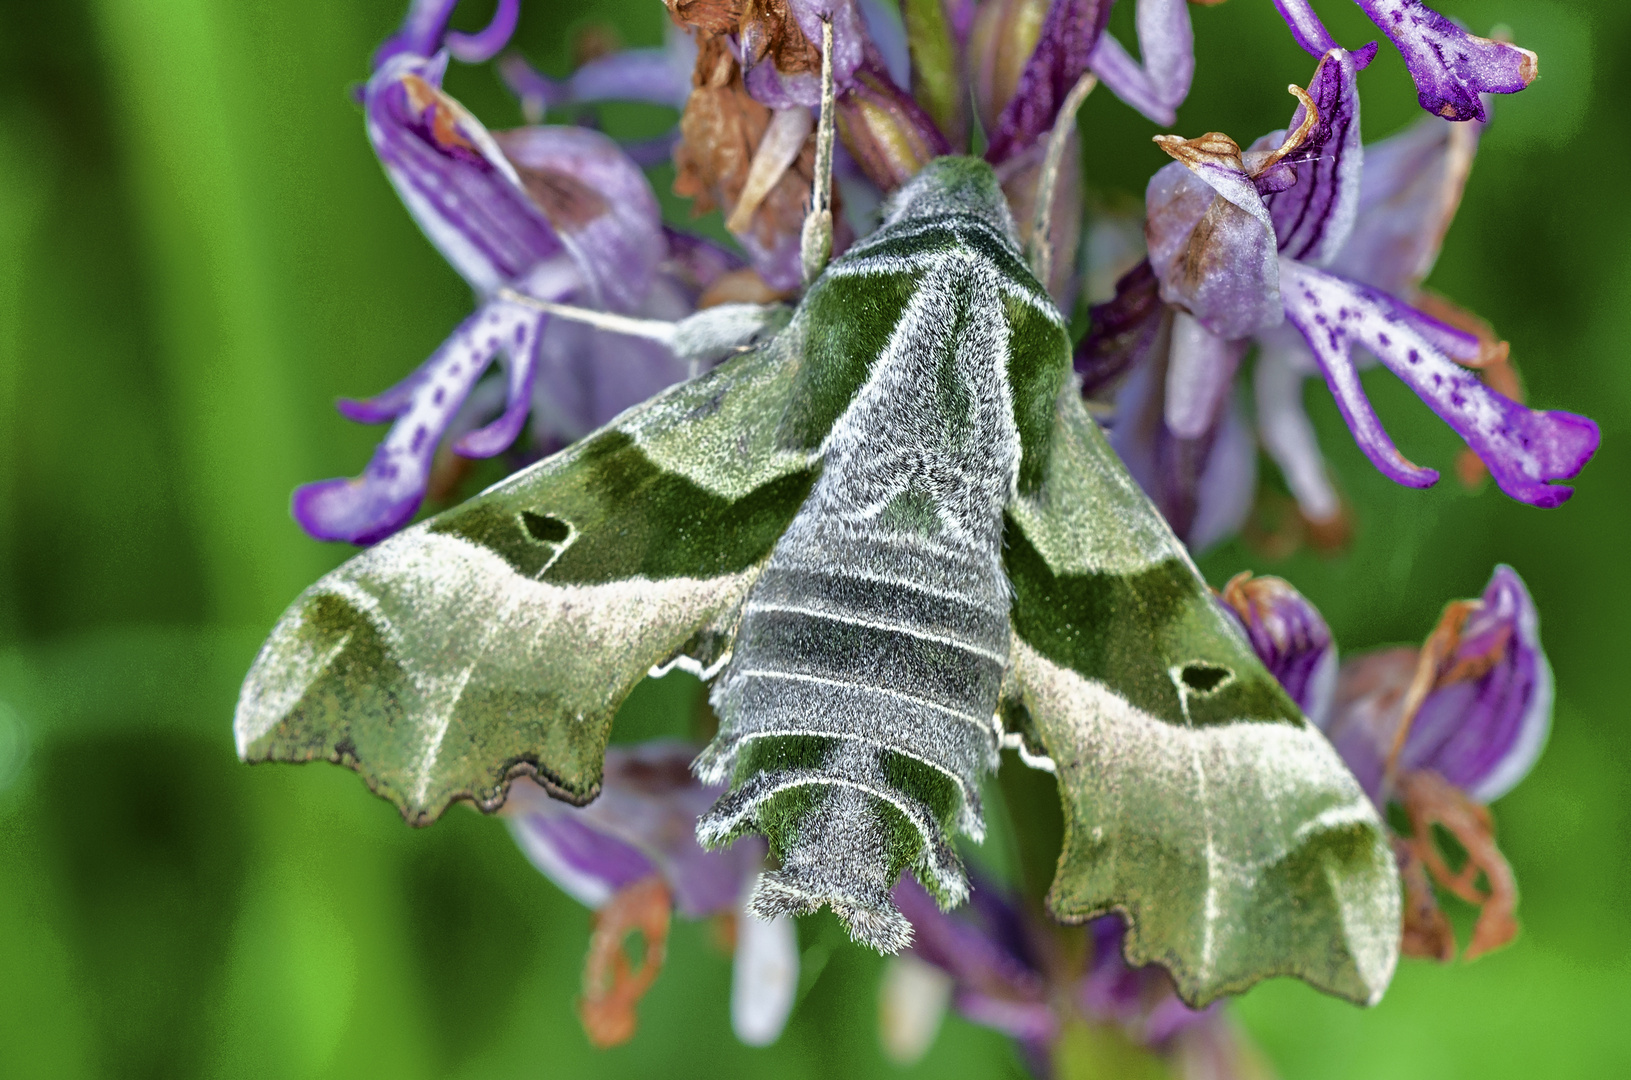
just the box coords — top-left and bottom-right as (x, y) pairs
(1026, 70), (1098, 288)
(800, 15), (836, 287)
(495, 288), (677, 345)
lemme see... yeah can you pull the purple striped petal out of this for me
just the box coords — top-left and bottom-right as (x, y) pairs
(1279, 259), (1599, 506)
(984, 0), (1112, 164)
(366, 54), (562, 294)
(1077, 259), (1165, 398)
(1266, 45), (1375, 267)
(1352, 0), (1536, 121)
(507, 741), (765, 919)
(1328, 566), (1552, 805)
(1087, 0), (1195, 126)
(1330, 114), (1482, 296)
(493, 126), (667, 313)
(1401, 566), (1552, 802)
(1145, 147), (1282, 339)
(1219, 573), (1338, 726)
(293, 297), (549, 543)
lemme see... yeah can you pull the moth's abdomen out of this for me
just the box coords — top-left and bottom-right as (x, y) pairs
(695, 220), (1041, 949)
(696, 524), (1009, 950)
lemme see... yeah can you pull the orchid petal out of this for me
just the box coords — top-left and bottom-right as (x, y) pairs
(1087, 0), (1195, 126)
(494, 126), (667, 313)
(1219, 573), (1339, 727)
(528, 308), (692, 452)
(1331, 114), (1481, 295)
(1328, 566), (1552, 805)
(510, 741), (766, 919)
(985, 0), (1113, 164)
(293, 297), (548, 544)
(1266, 45), (1374, 266)
(879, 955), (954, 1064)
(366, 54), (561, 294)
(969, 0), (1050, 140)
(741, 0), (873, 108)
(1272, 0), (1338, 57)
(372, 0), (459, 68)
(1404, 566), (1553, 802)
(1280, 260), (1599, 506)
(1352, 1), (1536, 121)
(732, 907), (799, 1045)
(444, 0), (519, 63)
(1254, 333), (1343, 522)
(1164, 311), (1243, 439)
(1145, 149), (1282, 339)
(1077, 259), (1165, 397)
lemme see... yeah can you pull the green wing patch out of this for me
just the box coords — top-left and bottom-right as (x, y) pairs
(235, 336), (815, 825)
(1002, 390), (1401, 1007)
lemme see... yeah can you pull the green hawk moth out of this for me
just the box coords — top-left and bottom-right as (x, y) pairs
(235, 156), (1399, 1008)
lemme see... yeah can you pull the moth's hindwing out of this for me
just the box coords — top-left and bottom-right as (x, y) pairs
(234, 320), (815, 824)
(1003, 389), (1401, 1007)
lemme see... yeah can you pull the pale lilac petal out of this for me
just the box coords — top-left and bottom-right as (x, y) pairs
(1220, 574), (1339, 726)
(492, 126), (667, 313)
(662, 228), (749, 297)
(1187, 394), (1257, 553)
(1145, 157), (1281, 339)
(1402, 566), (1552, 802)
(508, 741), (764, 919)
(1267, 45), (1374, 266)
(1273, 0), (1337, 56)
(1254, 333), (1342, 522)
(985, 0), (1113, 164)
(733, 908), (799, 1045)
(1087, 0), (1195, 126)
(858, 0), (912, 87)
(293, 298), (548, 544)
(511, 814), (656, 909)
(1280, 260), (1599, 506)
(1331, 114), (1481, 295)
(1164, 312), (1242, 439)
(498, 35), (696, 121)
(366, 54), (561, 294)
(528, 313), (692, 453)
(1353, 1), (1536, 121)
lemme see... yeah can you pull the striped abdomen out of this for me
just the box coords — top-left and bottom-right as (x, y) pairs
(695, 242), (1027, 949)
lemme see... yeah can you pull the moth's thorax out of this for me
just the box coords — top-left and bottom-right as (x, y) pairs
(695, 189), (1063, 947)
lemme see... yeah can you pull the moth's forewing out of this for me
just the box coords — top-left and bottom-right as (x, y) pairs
(234, 316), (816, 824)
(1004, 391), (1401, 1007)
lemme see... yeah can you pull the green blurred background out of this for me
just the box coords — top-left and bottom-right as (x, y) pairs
(1, 0), (1626, 1076)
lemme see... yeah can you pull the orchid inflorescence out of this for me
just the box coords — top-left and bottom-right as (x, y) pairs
(292, 0), (1587, 1072)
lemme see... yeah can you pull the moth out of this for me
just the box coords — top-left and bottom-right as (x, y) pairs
(236, 45), (1400, 1008)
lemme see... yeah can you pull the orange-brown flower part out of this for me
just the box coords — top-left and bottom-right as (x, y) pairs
(579, 876), (675, 1047)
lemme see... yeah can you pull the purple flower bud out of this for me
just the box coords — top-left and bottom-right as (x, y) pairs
(836, 62), (953, 191)
(1325, 565), (1553, 804)
(1218, 573), (1338, 726)
(506, 740), (765, 918)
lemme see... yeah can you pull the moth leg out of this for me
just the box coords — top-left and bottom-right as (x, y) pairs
(800, 16), (836, 287)
(1026, 70), (1097, 286)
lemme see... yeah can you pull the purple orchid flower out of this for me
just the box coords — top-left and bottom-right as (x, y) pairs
(1223, 566), (1547, 960)
(1083, 38), (1597, 548)
(294, 9), (744, 544)
(884, 875), (1261, 1077)
(506, 740), (799, 1047)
